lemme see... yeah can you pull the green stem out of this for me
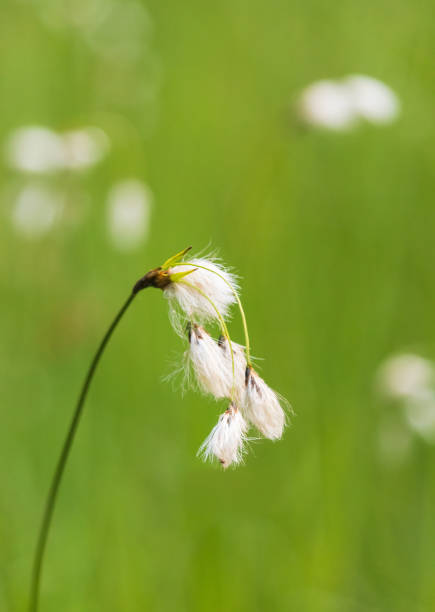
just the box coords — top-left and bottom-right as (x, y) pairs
(178, 280), (237, 398)
(173, 261), (252, 366)
(29, 292), (137, 612)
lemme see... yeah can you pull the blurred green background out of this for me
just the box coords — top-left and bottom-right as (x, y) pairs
(1, 0), (435, 610)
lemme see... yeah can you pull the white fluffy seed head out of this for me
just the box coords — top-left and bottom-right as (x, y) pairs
(187, 326), (233, 399)
(244, 368), (286, 440)
(197, 404), (248, 468)
(164, 257), (239, 325)
(185, 327), (248, 403)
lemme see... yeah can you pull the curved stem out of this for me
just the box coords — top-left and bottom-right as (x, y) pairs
(173, 262), (252, 366)
(29, 292), (137, 612)
(178, 280), (236, 398)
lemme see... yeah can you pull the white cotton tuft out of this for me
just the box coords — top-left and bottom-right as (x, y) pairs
(164, 257), (239, 324)
(244, 368), (286, 440)
(185, 327), (248, 402)
(187, 326), (233, 399)
(197, 404), (248, 468)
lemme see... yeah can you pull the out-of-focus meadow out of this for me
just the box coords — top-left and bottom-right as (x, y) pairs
(1, 0), (435, 610)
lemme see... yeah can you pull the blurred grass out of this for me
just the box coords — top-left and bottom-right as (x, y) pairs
(1, 0), (435, 611)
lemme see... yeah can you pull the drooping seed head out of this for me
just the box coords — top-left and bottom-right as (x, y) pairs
(134, 246), (290, 467)
(244, 367), (286, 440)
(197, 403), (248, 468)
(187, 325), (233, 399)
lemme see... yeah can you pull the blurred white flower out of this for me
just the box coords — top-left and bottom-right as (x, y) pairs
(298, 80), (356, 130)
(378, 353), (434, 399)
(4, 125), (110, 174)
(377, 352), (435, 450)
(62, 127), (110, 170)
(403, 389), (435, 443)
(5, 126), (65, 173)
(107, 179), (152, 251)
(345, 75), (400, 124)
(297, 75), (400, 130)
(11, 184), (64, 238)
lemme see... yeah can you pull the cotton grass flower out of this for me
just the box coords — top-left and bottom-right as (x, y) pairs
(157, 247), (287, 461)
(30, 244), (291, 611)
(133, 246), (289, 464)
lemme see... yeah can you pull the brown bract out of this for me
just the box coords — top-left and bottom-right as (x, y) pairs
(132, 267), (171, 294)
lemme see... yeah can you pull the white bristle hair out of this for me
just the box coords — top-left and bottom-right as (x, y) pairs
(244, 368), (286, 440)
(164, 256), (239, 324)
(197, 404), (248, 468)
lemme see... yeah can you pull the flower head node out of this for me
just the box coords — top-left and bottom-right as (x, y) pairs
(132, 267), (171, 294)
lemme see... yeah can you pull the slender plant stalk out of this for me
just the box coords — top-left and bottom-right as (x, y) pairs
(29, 291), (137, 612)
(173, 261), (252, 366)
